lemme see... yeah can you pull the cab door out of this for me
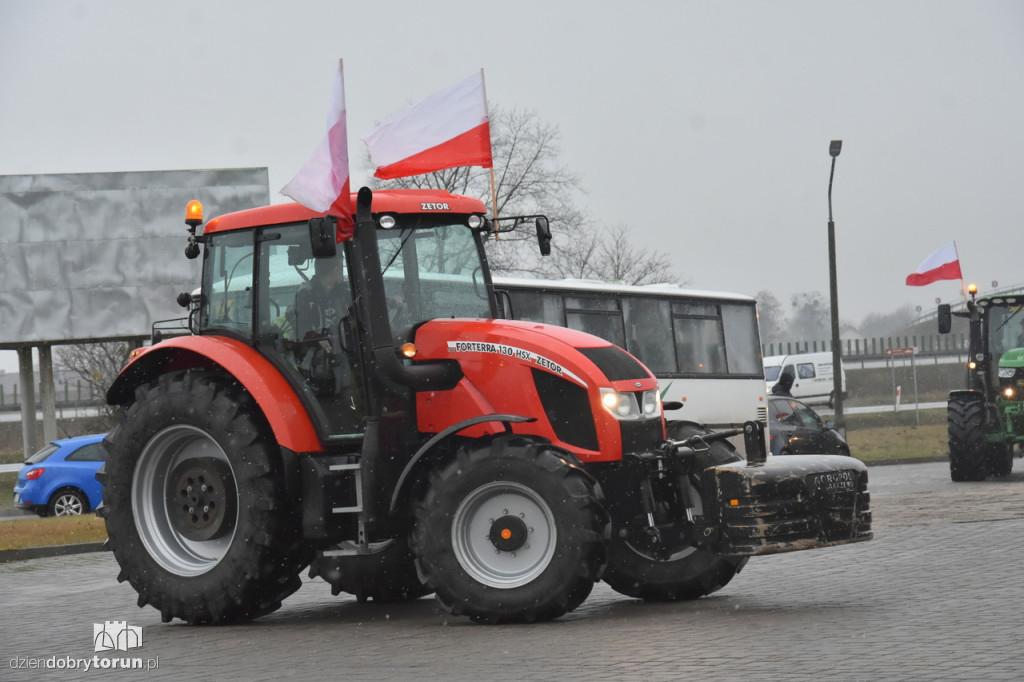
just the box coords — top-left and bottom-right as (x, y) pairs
(254, 223), (366, 442)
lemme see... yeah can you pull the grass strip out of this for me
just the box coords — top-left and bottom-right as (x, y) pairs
(0, 514), (107, 551)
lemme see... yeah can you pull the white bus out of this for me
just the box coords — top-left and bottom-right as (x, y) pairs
(492, 277), (767, 430)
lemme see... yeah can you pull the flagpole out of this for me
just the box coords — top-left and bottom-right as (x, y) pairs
(953, 240), (967, 305)
(478, 68), (500, 237)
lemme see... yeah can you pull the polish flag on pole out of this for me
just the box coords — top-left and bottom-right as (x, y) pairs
(906, 241), (963, 286)
(281, 59), (353, 232)
(363, 70), (493, 180)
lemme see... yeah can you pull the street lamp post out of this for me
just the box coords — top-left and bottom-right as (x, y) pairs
(827, 139), (844, 432)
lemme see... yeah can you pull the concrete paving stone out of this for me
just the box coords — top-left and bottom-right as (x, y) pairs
(3, 461), (1024, 681)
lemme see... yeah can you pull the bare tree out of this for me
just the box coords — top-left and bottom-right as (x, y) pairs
(755, 290), (788, 343)
(789, 292), (830, 342)
(538, 223), (677, 285)
(367, 105), (682, 283)
(57, 341), (133, 419)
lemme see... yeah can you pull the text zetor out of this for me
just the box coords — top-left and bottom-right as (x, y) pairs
(99, 187), (872, 625)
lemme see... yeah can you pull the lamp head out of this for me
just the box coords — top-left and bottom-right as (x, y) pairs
(829, 140), (843, 157)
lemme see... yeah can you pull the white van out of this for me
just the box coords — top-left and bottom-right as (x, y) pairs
(763, 352), (846, 406)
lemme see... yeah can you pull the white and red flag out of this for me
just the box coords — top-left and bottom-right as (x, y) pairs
(281, 59), (353, 232)
(363, 70), (493, 180)
(906, 241), (962, 286)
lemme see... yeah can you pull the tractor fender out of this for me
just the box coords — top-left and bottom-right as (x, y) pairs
(388, 414), (536, 513)
(949, 389), (985, 403)
(388, 417), (604, 514)
(106, 336), (322, 453)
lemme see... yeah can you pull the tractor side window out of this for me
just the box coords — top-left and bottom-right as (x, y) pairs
(256, 224), (364, 438)
(201, 231), (255, 336)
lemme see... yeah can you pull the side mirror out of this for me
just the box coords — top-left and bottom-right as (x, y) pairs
(662, 400), (683, 411)
(309, 216), (338, 258)
(535, 216), (551, 256)
(937, 303), (952, 334)
(495, 289), (513, 319)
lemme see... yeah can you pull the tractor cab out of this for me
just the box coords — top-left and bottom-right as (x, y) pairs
(191, 192), (495, 443)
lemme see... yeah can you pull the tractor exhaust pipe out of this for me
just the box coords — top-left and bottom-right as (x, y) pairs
(350, 187), (462, 391)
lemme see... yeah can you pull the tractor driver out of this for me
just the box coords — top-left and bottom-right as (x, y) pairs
(276, 256), (349, 340)
(294, 256), (348, 338)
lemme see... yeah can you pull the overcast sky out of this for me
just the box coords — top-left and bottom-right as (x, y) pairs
(3, 0), (1023, 374)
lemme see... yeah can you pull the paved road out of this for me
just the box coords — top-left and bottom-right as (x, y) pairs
(3, 460), (1024, 682)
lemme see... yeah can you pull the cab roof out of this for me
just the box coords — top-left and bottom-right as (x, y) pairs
(202, 189), (487, 235)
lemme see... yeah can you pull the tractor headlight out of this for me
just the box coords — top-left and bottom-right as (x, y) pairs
(999, 367), (1016, 379)
(1004, 387), (1016, 399)
(600, 388), (660, 420)
(642, 390), (660, 416)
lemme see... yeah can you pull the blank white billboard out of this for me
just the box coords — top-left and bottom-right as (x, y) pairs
(0, 168), (268, 347)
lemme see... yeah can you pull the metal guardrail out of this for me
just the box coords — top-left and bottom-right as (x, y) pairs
(762, 333), (969, 360)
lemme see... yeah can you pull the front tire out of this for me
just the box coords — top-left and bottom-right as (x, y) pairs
(948, 394), (987, 482)
(412, 435), (607, 623)
(601, 421), (747, 601)
(100, 371), (309, 624)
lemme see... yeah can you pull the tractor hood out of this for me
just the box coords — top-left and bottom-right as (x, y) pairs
(413, 318), (656, 390)
(410, 318), (662, 462)
(999, 347), (1024, 368)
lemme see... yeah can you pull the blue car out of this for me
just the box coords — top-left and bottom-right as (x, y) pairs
(12, 434), (107, 516)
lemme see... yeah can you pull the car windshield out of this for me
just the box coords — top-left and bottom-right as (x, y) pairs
(26, 443), (59, 464)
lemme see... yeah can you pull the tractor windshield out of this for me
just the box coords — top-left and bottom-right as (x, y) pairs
(987, 304), (1024, 358)
(377, 222), (494, 327)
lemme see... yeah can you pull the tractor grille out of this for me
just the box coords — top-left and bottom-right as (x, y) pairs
(532, 369), (599, 451)
(619, 418), (664, 456)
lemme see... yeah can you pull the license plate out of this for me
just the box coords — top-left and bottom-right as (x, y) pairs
(809, 470), (856, 495)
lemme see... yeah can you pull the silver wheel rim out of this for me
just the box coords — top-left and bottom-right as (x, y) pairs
(53, 493), (83, 516)
(451, 481), (556, 589)
(132, 425), (238, 577)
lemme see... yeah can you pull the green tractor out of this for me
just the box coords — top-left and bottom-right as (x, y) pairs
(938, 292), (1024, 481)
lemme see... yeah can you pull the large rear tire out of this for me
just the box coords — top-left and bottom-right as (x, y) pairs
(948, 395), (987, 482)
(412, 435), (607, 623)
(99, 371), (309, 624)
(602, 421), (748, 601)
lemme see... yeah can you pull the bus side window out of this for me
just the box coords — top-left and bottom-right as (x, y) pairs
(622, 297), (675, 373)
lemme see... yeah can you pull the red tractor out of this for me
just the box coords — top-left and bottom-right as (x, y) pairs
(100, 187), (871, 624)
